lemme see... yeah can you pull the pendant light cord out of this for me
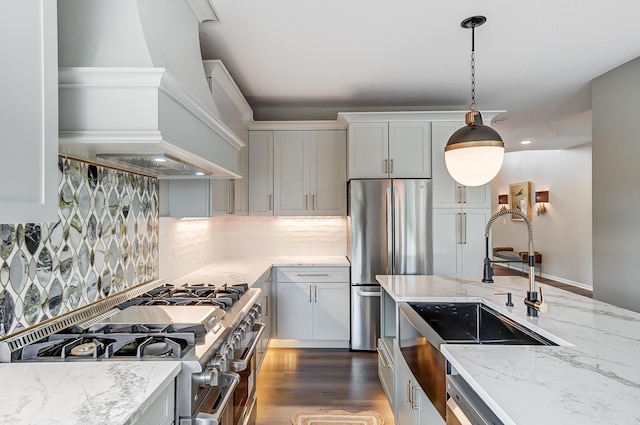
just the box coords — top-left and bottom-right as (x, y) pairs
(470, 25), (476, 111)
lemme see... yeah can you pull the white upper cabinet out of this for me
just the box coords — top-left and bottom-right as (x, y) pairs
(347, 122), (431, 179)
(431, 121), (490, 209)
(0, 0), (58, 224)
(248, 131), (274, 215)
(272, 130), (346, 216)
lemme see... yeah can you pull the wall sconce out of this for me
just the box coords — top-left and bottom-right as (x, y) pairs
(535, 191), (549, 215)
(498, 194), (508, 211)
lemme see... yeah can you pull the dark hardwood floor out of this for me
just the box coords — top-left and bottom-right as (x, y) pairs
(255, 348), (394, 425)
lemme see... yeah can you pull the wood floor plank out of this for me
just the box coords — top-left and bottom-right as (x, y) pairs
(255, 348), (394, 425)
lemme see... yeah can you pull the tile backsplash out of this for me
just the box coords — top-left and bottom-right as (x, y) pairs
(0, 158), (159, 337)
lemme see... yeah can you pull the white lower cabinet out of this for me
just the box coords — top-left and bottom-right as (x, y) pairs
(255, 268), (274, 371)
(274, 267), (350, 347)
(133, 377), (175, 425)
(394, 343), (444, 425)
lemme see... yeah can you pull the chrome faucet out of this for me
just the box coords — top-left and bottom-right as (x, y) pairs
(482, 209), (548, 317)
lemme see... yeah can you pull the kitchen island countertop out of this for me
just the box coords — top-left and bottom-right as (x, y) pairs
(173, 256), (350, 286)
(0, 361), (180, 425)
(377, 274), (640, 425)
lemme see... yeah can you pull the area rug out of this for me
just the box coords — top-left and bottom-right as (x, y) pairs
(291, 409), (384, 425)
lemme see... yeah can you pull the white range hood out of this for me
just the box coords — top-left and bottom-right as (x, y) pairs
(57, 0), (247, 178)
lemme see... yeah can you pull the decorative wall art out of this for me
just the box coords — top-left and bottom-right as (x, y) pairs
(509, 181), (532, 221)
(0, 157), (159, 337)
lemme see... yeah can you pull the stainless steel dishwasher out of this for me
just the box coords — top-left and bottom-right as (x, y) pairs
(446, 374), (504, 425)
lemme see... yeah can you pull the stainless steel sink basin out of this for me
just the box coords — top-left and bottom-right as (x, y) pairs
(407, 302), (556, 345)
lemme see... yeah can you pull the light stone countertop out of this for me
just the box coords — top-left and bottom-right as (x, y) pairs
(0, 361), (180, 425)
(376, 274), (640, 425)
(173, 256), (350, 286)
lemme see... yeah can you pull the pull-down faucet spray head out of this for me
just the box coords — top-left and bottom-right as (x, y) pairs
(483, 209), (547, 317)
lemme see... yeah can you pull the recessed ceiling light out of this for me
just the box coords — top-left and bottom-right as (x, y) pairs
(521, 140), (532, 145)
(153, 157), (167, 162)
(195, 172), (205, 176)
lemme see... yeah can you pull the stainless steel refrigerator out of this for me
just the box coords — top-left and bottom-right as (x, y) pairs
(348, 179), (432, 351)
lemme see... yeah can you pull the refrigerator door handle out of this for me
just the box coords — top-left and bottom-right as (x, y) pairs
(457, 212), (462, 245)
(386, 186), (393, 274)
(356, 289), (382, 297)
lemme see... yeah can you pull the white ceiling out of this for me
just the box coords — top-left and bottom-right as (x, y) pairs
(199, 0), (640, 151)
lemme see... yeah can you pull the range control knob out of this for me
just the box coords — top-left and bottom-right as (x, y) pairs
(197, 367), (219, 388)
(231, 332), (242, 349)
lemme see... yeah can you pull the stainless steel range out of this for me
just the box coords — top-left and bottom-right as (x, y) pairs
(0, 279), (264, 425)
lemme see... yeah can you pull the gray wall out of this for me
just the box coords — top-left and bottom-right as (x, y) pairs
(491, 146), (593, 288)
(592, 56), (640, 312)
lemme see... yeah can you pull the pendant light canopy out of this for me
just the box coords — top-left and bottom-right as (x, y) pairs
(445, 16), (504, 187)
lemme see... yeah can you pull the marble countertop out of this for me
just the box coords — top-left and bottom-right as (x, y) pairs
(0, 361), (180, 425)
(173, 256), (350, 286)
(377, 274), (640, 425)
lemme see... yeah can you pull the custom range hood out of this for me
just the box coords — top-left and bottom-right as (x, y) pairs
(57, 0), (246, 178)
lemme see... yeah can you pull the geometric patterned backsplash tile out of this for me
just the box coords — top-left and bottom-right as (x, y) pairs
(0, 157), (159, 337)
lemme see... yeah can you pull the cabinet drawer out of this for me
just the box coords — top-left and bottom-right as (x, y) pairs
(276, 267), (349, 283)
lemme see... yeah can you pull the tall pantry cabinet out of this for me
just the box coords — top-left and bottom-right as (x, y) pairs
(431, 121), (491, 278)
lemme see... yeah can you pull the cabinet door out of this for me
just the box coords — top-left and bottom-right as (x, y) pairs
(431, 121), (465, 208)
(395, 344), (420, 425)
(348, 122), (389, 178)
(309, 130), (347, 216)
(314, 283), (350, 340)
(211, 179), (232, 216)
(388, 122), (431, 178)
(417, 386), (445, 425)
(0, 0), (58, 223)
(248, 131), (274, 215)
(166, 179), (211, 217)
(234, 144), (249, 215)
(274, 131), (310, 215)
(460, 209), (491, 278)
(276, 282), (314, 340)
(432, 209), (462, 276)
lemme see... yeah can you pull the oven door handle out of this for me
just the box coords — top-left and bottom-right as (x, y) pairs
(229, 322), (266, 372)
(193, 372), (240, 425)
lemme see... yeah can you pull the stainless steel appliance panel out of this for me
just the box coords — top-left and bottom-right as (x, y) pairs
(350, 285), (381, 351)
(393, 179), (433, 275)
(348, 179), (392, 285)
(348, 178), (433, 351)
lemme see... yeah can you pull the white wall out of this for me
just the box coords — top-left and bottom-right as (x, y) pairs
(159, 216), (347, 280)
(592, 56), (640, 312)
(490, 145), (593, 288)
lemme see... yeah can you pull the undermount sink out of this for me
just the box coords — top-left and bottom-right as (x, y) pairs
(407, 302), (557, 346)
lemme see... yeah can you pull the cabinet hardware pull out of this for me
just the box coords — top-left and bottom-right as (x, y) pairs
(457, 213), (462, 245)
(312, 194), (315, 210)
(297, 273), (330, 277)
(407, 380), (411, 405)
(264, 296), (269, 316)
(305, 194), (308, 210)
(384, 159), (388, 173)
(462, 213), (467, 244)
(309, 285), (312, 303)
(410, 383), (418, 409)
(390, 159), (393, 173)
(315, 285), (318, 303)
(462, 185), (467, 203)
(376, 347), (390, 368)
(268, 194), (272, 211)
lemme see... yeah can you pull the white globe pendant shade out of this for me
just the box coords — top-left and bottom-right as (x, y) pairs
(444, 144), (504, 187)
(444, 110), (505, 186)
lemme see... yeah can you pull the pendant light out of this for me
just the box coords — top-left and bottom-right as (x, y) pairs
(445, 16), (504, 187)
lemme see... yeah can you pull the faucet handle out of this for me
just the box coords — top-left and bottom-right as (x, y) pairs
(494, 292), (514, 307)
(537, 287), (549, 313)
